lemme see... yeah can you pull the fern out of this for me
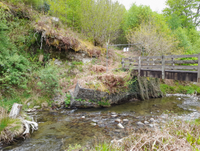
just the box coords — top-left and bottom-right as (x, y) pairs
(0, 22), (29, 92)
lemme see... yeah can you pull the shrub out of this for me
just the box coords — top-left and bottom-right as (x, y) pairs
(0, 21), (29, 93)
(32, 65), (59, 97)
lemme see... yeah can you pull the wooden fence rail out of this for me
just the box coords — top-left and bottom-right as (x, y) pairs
(122, 54), (200, 82)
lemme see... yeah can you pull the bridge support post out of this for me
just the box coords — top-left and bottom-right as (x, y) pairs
(198, 53), (200, 82)
(162, 55), (165, 79)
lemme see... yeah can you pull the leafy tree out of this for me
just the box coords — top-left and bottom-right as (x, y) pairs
(80, 0), (125, 46)
(47, 0), (81, 29)
(174, 27), (192, 53)
(123, 4), (153, 32)
(163, 0), (200, 28)
(166, 14), (182, 30)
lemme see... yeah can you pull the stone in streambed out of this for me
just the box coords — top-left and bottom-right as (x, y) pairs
(34, 106), (40, 109)
(137, 121), (144, 126)
(123, 119), (129, 122)
(111, 114), (118, 118)
(115, 119), (121, 123)
(42, 102), (48, 108)
(150, 118), (155, 123)
(90, 123), (97, 126)
(148, 124), (154, 128)
(111, 112), (116, 115)
(117, 123), (124, 129)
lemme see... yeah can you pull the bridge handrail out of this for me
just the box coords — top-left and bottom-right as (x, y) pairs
(122, 53), (200, 82)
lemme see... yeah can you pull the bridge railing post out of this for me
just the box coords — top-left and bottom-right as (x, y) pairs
(171, 56), (174, 70)
(122, 58), (124, 69)
(198, 53), (200, 82)
(162, 55), (165, 79)
(138, 56), (141, 76)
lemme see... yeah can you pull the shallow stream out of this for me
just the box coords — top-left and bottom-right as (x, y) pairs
(2, 95), (200, 151)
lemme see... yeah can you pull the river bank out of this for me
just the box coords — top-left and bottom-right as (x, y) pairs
(1, 94), (200, 150)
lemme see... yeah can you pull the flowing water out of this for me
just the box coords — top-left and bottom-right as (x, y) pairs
(2, 95), (200, 151)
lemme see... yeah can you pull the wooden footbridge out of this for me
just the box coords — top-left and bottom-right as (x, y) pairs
(122, 54), (200, 82)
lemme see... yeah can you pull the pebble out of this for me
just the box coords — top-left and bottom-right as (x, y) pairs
(90, 123), (97, 126)
(148, 124), (154, 128)
(137, 121), (144, 126)
(150, 118), (155, 123)
(144, 121), (149, 124)
(115, 119), (121, 123)
(161, 114), (168, 119)
(111, 114), (118, 118)
(123, 119), (129, 122)
(26, 108), (36, 112)
(34, 106), (40, 109)
(111, 112), (116, 115)
(117, 123), (124, 129)
(81, 116), (85, 119)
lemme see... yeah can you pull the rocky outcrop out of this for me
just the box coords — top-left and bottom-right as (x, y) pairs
(69, 76), (163, 108)
(70, 83), (132, 108)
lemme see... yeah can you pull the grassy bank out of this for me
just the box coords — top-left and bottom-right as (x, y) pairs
(160, 79), (200, 95)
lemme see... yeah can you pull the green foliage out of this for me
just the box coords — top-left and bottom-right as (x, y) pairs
(46, 0), (81, 30)
(123, 4), (153, 32)
(67, 144), (85, 151)
(34, 65), (59, 96)
(0, 117), (9, 133)
(65, 93), (71, 107)
(160, 83), (200, 95)
(166, 14), (182, 30)
(0, 98), (22, 112)
(94, 142), (117, 151)
(174, 27), (192, 53)
(98, 100), (110, 107)
(7, 0), (42, 8)
(0, 14), (30, 92)
(163, 0), (200, 28)
(38, 1), (50, 14)
(0, 7), (36, 52)
(80, 0), (126, 45)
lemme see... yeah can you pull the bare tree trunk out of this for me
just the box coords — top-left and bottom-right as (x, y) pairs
(9, 103), (38, 136)
(9, 103), (22, 118)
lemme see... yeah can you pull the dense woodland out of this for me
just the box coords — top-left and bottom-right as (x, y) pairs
(1, 0), (200, 107)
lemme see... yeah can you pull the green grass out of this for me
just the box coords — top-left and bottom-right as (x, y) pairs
(160, 82), (200, 95)
(0, 116), (22, 133)
(0, 98), (22, 112)
(0, 117), (9, 132)
(94, 142), (117, 151)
